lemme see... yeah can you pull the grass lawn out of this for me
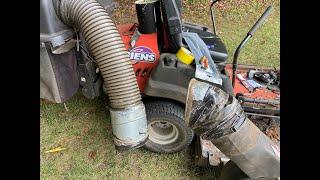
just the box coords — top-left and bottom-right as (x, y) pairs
(40, 0), (279, 179)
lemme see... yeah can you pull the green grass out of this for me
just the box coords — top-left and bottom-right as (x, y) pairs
(182, 0), (280, 68)
(41, 93), (214, 179)
(41, 0), (279, 179)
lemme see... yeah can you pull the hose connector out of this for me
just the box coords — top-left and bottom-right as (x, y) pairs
(110, 103), (148, 151)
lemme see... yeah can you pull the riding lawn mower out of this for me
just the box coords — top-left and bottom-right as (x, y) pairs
(40, 0), (280, 179)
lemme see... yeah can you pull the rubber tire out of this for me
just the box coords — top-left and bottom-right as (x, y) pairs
(143, 99), (194, 153)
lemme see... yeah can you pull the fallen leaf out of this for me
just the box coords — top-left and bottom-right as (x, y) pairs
(83, 127), (89, 133)
(63, 103), (69, 112)
(266, 126), (280, 142)
(89, 150), (97, 159)
(45, 147), (66, 153)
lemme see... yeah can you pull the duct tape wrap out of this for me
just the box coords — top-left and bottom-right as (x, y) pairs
(185, 79), (280, 178)
(185, 79), (245, 140)
(109, 103), (148, 151)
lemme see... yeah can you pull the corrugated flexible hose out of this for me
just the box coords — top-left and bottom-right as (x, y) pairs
(54, 0), (148, 150)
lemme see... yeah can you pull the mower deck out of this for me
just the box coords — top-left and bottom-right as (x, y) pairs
(226, 63), (280, 143)
(225, 64), (279, 100)
(225, 63), (280, 119)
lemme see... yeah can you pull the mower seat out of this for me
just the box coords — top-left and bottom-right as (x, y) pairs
(160, 0), (183, 52)
(159, 0), (228, 64)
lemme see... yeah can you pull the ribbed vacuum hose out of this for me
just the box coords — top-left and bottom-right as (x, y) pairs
(54, 0), (148, 150)
(57, 0), (141, 109)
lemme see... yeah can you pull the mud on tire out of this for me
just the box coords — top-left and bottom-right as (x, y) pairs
(143, 99), (194, 153)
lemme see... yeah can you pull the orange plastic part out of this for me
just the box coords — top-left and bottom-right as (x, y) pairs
(117, 24), (160, 92)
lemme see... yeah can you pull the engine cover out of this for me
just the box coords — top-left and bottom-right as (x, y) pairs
(117, 24), (160, 92)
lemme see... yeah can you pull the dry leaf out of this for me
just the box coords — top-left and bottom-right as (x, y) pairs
(89, 151), (97, 159)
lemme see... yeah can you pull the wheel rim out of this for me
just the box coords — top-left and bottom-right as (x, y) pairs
(148, 120), (179, 145)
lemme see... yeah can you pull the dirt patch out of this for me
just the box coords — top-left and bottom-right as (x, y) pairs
(251, 117), (280, 144)
(266, 125), (280, 142)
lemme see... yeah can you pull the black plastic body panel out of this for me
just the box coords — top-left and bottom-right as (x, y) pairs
(160, 0), (183, 52)
(75, 47), (102, 99)
(182, 22), (228, 64)
(144, 53), (233, 104)
(144, 54), (195, 104)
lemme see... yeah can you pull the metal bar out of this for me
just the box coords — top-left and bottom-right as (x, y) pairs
(232, 35), (252, 87)
(226, 63), (278, 71)
(231, 6), (274, 87)
(242, 105), (280, 116)
(245, 112), (280, 120)
(210, 0), (220, 34)
(247, 6), (274, 36)
(238, 96), (280, 105)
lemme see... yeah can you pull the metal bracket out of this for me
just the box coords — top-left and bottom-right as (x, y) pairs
(75, 48), (101, 99)
(130, 28), (141, 48)
(201, 136), (229, 166)
(182, 32), (222, 85)
(194, 135), (229, 167)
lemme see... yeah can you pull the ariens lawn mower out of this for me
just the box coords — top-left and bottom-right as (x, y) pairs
(40, 0), (280, 179)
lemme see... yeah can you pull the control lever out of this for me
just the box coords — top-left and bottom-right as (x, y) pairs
(231, 6), (274, 87)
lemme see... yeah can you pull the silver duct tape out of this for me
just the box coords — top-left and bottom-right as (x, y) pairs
(109, 103), (148, 147)
(185, 78), (280, 178)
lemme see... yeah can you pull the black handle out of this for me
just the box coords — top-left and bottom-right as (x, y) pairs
(210, 0), (221, 34)
(210, 0), (221, 8)
(248, 6), (274, 36)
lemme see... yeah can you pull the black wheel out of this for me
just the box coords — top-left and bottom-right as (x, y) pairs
(143, 99), (194, 153)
